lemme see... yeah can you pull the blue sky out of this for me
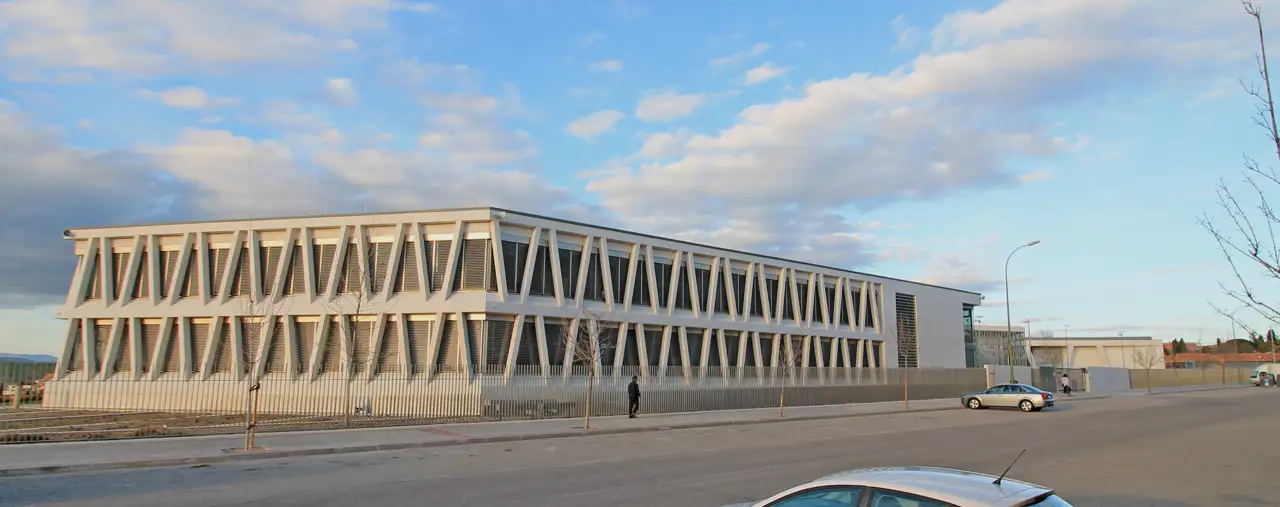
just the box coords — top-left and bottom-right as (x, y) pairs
(0, 0), (1276, 354)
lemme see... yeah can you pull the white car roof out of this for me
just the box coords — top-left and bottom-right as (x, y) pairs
(769, 466), (1052, 507)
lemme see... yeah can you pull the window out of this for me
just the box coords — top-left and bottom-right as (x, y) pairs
(674, 265), (692, 310)
(732, 271), (747, 316)
(529, 245), (554, 297)
(765, 486), (863, 507)
(584, 252), (606, 301)
(502, 240), (529, 294)
(868, 489), (951, 507)
(714, 270), (731, 314)
(695, 265), (711, 312)
(796, 280), (809, 322)
(825, 285), (837, 323)
(750, 272), (765, 317)
(609, 255), (629, 304)
(652, 260), (672, 307)
(779, 279), (793, 321)
(631, 256), (651, 306)
(558, 248), (581, 299)
(765, 277), (779, 318)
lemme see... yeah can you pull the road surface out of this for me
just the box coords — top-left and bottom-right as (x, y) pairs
(3, 388), (1275, 507)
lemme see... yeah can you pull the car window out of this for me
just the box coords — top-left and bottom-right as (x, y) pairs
(767, 486), (864, 507)
(870, 489), (952, 507)
(984, 386), (1002, 394)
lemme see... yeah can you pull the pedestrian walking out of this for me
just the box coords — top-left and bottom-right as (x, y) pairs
(1060, 373), (1072, 396)
(627, 375), (641, 418)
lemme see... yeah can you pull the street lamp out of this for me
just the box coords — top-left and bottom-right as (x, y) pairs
(1005, 240), (1041, 382)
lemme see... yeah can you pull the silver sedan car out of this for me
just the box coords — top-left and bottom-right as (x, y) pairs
(961, 383), (1055, 412)
(721, 466), (1073, 507)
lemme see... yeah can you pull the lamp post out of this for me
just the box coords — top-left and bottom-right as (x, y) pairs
(1005, 240), (1041, 382)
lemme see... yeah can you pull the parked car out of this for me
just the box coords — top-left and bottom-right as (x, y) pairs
(961, 383), (1055, 412)
(1250, 363), (1280, 386)
(720, 466), (1073, 507)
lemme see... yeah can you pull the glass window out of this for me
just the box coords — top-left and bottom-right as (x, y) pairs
(869, 489), (951, 507)
(767, 486), (863, 507)
(1027, 494), (1074, 507)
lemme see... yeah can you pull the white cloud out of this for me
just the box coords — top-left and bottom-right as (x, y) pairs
(566, 110), (625, 139)
(638, 131), (689, 159)
(0, 0), (402, 75)
(1018, 169), (1053, 183)
(710, 43), (770, 68)
(744, 62), (789, 85)
(585, 0), (1243, 272)
(142, 86), (239, 109)
(389, 1), (437, 14)
(635, 91), (705, 123)
(590, 59), (623, 72)
(325, 78), (359, 107)
(891, 15), (922, 51)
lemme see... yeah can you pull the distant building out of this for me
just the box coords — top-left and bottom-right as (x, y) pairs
(971, 324), (1031, 367)
(1027, 336), (1165, 370)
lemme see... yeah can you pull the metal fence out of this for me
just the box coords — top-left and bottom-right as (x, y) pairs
(5, 366), (985, 443)
(0, 362), (56, 407)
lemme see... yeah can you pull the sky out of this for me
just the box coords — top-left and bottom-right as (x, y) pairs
(1, 0), (1278, 355)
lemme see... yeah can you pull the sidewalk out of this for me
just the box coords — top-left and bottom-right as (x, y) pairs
(0, 385), (1240, 477)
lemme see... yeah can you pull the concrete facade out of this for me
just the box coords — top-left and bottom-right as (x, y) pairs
(47, 207), (980, 411)
(1028, 337), (1166, 370)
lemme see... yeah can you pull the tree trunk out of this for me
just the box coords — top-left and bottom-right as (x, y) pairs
(1145, 369), (1152, 394)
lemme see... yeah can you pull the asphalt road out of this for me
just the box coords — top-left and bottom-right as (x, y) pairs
(2, 388), (1276, 507)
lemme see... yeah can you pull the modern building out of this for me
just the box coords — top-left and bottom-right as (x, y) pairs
(47, 207), (981, 412)
(971, 324), (1030, 367)
(1027, 336), (1165, 370)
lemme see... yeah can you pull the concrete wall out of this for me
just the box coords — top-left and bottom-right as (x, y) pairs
(1084, 367), (1131, 392)
(1130, 367), (1252, 389)
(904, 285), (979, 368)
(984, 365), (1034, 387)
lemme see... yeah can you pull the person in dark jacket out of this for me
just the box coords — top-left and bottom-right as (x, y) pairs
(627, 375), (640, 418)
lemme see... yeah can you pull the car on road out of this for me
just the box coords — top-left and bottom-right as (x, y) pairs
(1250, 363), (1280, 386)
(720, 466), (1073, 507)
(961, 383), (1055, 412)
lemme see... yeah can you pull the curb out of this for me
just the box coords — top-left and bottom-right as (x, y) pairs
(0, 403), (963, 478)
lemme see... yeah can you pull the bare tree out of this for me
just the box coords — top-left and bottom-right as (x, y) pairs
(1034, 347), (1064, 372)
(777, 336), (805, 418)
(1131, 348), (1163, 394)
(240, 291), (285, 450)
(1202, 2), (1280, 334)
(323, 236), (394, 427)
(558, 308), (614, 430)
(1037, 329), (1055, 338)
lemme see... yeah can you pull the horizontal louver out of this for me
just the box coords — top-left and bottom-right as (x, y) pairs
(66, 321), (83, 372)
(371, 242), (392, 294)
(93, 324), (111, 372)
(191, 322), (210, 373)
(180, 248), (200, 298)
(285, 245), (305, 295)
(295, 320), (315, 374)
(485, 320), (513, 374)
(114, 322), (132, 374)
(377, 320), (401, 374)
(212, 320), (234, 373)
(265, 320), (286, 373)
(394, 241), (421, 293)
(160, 250), (178, 298)
(112, 253), (130, 300)
(85, 253), (101, 300)
(431, 240), (451, 291)
(141, 323), (160, 373)
(437, 320), (459, 372)
(408, 321), (432, 374)
(261, 246), (282, 296)
(314, 244), (337, 294)
(162, 321), (183, 373)
(132, 250), (150, 300)
(209, 248), (229, 297)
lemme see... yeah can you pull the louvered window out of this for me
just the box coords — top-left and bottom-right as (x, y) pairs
(407, 320), (432, 374)
(557, 248), (581, 299)
(528, 245), (554, 297)
(313, 244), (337, 294)
(466, 319), (483, 370)
(608, 255), (629, 304)
(319, 319), (341, 374)
(377, 320), (401, 374)
(190, 322), (210, 373)
(895, 293), (918, 368)
(212, 320), (234, 373)
(264, 320), (287, 373)
(180, 248), (201, 298)
(208, 248), (230, 296)
(394, 241), (421, 293)
(337, 243), (362, 294)
(66, 321), (83, 372)
(457, 239), (490, 291)
(114, 321), (132, 374)
(132, 250), (150, 299)
(515, 321), (539, 367)
(241, 319), (263, 372)
(583, 252), (605, 301)
(437, 319), (459, 372)
(544, 322), (566, 368)
(631, 257), (651, 306)
(140, 323), (160, 373)
(112, 252), (131, 299)
(350, 319), (373, 374)
(162, 321), (183, 373)
(485, 320), (513, 374)
(159, 250), (179, 298)
(260, 246), (283, 296)
(228, 247), (250, 297)
(369, 242), (393, 294)
(295, 320), (315, 374)
(430, 240), (452, 291)
(93, 323), (111, 372)
(502, 240), (528, 294)
(85, 253), (101, 300)
(283, 245), (305, 295)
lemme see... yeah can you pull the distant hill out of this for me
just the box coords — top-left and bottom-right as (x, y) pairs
(0, 353), (58, 363)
